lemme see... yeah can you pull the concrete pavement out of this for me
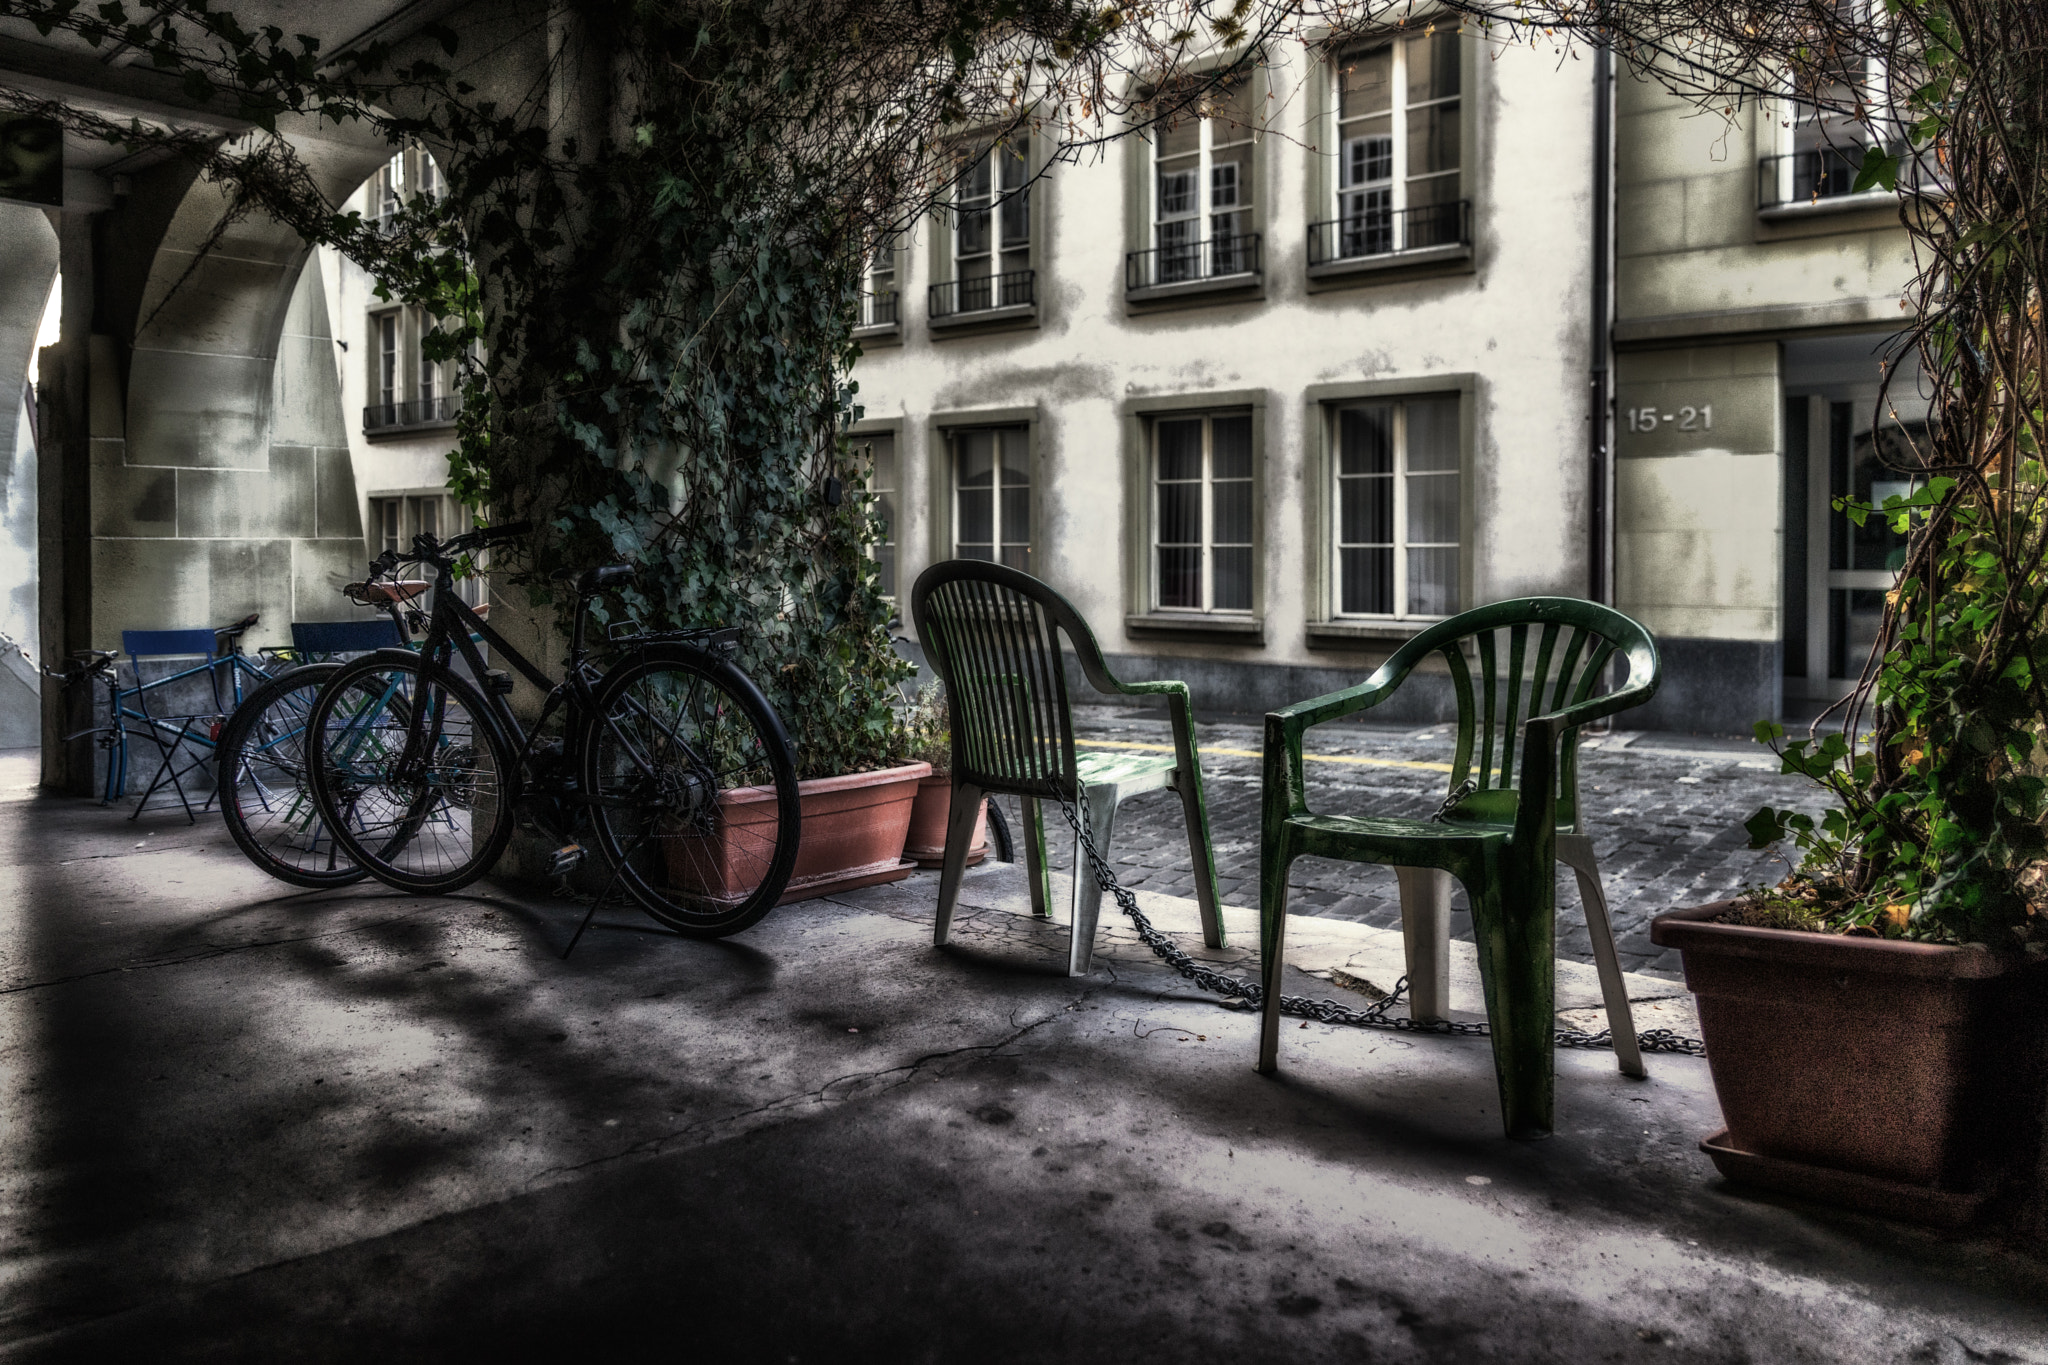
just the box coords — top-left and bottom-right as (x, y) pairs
(1, 754), (2044, 1360)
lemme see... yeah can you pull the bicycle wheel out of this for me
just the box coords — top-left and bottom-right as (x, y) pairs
(217, 662), (370, 888)
(307, 651), (517, 894)
(579, 645), (800, 938)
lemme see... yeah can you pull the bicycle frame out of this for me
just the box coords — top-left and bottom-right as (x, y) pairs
(84, 648), (275, 806)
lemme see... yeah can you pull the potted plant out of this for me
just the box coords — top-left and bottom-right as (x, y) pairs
(898, 681), (988, 868)
(1652, 485), (2048, 1226)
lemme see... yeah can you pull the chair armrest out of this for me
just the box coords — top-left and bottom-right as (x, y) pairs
(1268, 677), (1400, 740)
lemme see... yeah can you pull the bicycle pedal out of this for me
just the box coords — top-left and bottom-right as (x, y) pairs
(483, 669), (514, 696)
(547, 843), (585, 875)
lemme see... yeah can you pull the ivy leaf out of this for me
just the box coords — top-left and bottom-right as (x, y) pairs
(1852, 146), (1899, 194)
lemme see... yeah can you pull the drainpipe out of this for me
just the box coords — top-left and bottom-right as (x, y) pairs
(1588, 36), (1616, 606)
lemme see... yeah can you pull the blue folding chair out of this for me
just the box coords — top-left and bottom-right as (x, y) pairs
(121, 628), (233, 823)
(290, 619), (404, 657)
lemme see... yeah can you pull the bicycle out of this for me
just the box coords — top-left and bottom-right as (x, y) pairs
(51, 613), (280, 818)
(304, 523), (803, 938)
(214, 593), (425, 888)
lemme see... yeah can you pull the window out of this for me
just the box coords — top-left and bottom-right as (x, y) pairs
(933, 139), (1032, 317)
(1152, 413), (1253, 613)
(376, 313), (399, 411)
(370, 494), (485, 605)
(1760, 4), (1915, 209)
(373, 154), (402, 229)
(861, 240), (899, 330)
(952, 427), (1029, 570)
(1140, 72), (1257, 287)
(857, 432), (899, 596)
(416, 150), (443, 200)
(1331, 395), (1459, 618)
(1313, 32), (1464, 263)
(365, 308), (463, 433)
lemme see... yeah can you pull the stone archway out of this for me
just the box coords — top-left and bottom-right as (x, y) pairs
(38, 127), (389, 789)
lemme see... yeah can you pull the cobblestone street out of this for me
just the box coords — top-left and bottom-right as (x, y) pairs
(1000, 704), (1821, 980)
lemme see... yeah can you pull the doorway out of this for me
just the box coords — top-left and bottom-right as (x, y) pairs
(1781, 333), (1927, 714)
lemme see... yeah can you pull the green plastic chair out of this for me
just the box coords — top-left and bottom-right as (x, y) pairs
(1256, 597), (1660, 1139)
(909, 560), (1225, 975)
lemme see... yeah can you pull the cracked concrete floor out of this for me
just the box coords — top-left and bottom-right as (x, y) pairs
(2, 758), (2046, 1361)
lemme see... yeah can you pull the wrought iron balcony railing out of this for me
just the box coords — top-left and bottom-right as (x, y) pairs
(1125, 233), (1262, 292)
(364, 393), (462, 433)
(859, 289), (899, 328)
(1308, 200), (1471, 266)
(1756, 146), (1932, 211)
(928, 269), (1035, 319)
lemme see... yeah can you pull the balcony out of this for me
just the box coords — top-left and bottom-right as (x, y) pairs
(1308, 201), (1472, 277)
(1756, 146), (1934, 217)
(364, 393), (462, 435)
(859, 290), (899, 330)
(928, 269), (1035, 327)
(1124, 233), (1262, 302)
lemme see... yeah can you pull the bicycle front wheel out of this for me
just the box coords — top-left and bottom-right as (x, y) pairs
(580, 646), (800, 938)
(307, 652), (517, 894)
(217, 663), (369, 888)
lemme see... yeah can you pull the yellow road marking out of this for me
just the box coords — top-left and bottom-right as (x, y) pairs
(1074, 737), (1454, 774)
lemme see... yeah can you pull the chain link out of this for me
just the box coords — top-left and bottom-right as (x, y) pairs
(1048, 792), (1705, 1057)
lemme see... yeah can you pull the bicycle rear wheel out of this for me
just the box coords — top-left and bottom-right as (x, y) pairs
(307, 652), (517, 894)
(217, 663), (369, 888)
(579, 646), (800, 938)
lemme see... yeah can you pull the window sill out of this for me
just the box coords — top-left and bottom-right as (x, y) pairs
(1307, 242), (1472, 282)
(929, 303), (1037, 333)
(364, 419), (459, 441)
(1124, 272), (1262, 307)
(1756, 190), (1900, 222)
(852, 321), (902, 348)
(1305, 618), (1442, 647)
(1125, 613), (1264, 643)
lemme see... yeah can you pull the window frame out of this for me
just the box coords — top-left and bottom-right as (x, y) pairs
(1302, 375), (1476, 644)
(1120, 390), (1268, 641)
(1123, 58), (1268, 309)
(848, 420), (906, 599)
(856, 234), (907, 341)
(1302, 23), (1478, 289)
(924, 406), (1040, 576)
(926, 129), (1044, 333)
(365, 490), (486, 606)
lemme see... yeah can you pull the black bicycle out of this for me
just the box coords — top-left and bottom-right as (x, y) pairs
(304, 523), (802, 937)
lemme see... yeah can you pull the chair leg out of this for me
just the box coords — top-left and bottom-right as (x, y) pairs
(1172, 768), (1226, 949)
(1558, 833), (1644, 1078)
(1394, 867), (1453, 1023)
(1255, 833), (1297, 1075)
(1067, 783), (1119, 977)
(932, 780), (986, 947)
(1020, 797), (1053, 918)
(1464, 853), (1555, 1140)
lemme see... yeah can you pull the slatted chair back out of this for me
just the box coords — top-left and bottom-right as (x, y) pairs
(121, 627), (228, 718)
(1376, 599), (1659, 831)
(291, 619), (403, 656)
(911, 561), (1124, 802)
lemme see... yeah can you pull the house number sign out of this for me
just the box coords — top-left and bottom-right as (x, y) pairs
(1625, 404), (1713, 433)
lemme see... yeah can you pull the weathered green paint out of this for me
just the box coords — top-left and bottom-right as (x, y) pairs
(911, 560), (1226, 970)
(1255, 596), (1661, 1140)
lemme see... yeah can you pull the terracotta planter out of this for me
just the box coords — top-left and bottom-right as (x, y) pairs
(905, 775), (988, 868)
(1651, 902), (2048, 1227)
(665, 761), (930, 906)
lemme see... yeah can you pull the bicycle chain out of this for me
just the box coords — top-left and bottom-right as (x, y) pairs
(1047, 792), (1706, 1058)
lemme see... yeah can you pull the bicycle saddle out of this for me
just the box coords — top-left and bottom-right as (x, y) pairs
(349, 580), (431, 604)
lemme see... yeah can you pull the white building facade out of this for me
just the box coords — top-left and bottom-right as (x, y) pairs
(852, 24), (1605, 723)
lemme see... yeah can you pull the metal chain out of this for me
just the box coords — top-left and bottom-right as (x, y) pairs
(1048, 792), (1705, 1057)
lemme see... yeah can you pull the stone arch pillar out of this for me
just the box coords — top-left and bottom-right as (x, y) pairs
(41, 128), (389, 780)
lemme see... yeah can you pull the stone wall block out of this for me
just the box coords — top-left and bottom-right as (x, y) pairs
(292, 537), (375, 625)
(92, 537), (294, 649)
(314, 447), (365, 541)
(133, 251), (300, 359)
(177, 448), (316, 540)
(124, 350), (273, 470)
(90, 438), (175, 538)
